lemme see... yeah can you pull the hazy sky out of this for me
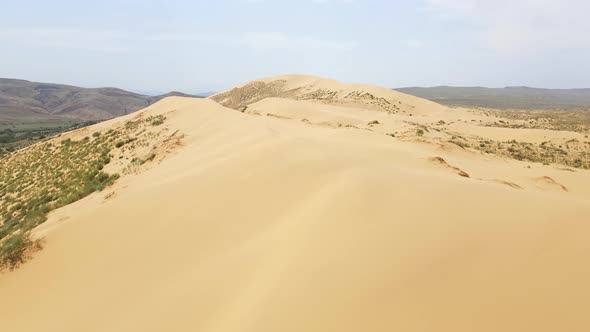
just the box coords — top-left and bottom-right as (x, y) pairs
(1, 0), (589, 93)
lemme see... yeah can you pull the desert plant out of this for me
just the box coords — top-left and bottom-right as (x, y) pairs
(0, 231), (43, 271)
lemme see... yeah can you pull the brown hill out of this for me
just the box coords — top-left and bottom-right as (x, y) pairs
(0, 78), (198, 126)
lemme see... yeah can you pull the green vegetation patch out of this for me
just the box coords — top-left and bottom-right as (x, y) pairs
(0, 111), (173, 270)
(0, 112), (170, 270)
(0, 133), (119, 271)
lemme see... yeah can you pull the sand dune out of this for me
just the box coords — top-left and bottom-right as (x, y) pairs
(212, 74), (447, 115)
(2, 76), (590, 331)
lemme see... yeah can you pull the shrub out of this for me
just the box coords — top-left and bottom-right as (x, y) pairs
(150, 115), (166, 126)
(450, 140), (469, 149)
(151, 119), (164, 126)
(0, 231), (43, 271)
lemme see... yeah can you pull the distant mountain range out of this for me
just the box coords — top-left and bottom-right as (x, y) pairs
(0, 78), (200, 128)
(395, 86), (590, 110)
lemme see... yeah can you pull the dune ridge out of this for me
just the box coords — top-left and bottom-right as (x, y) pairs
(1, 75), (590, 331)
(212, 74), (446, 115)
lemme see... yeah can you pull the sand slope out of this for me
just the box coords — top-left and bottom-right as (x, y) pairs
(2, 77), (590, 331)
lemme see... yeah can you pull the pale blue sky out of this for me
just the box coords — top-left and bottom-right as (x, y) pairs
(1, 0), (589, 93)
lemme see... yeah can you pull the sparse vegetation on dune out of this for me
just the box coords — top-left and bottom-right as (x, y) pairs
(0, 111), (175, 270)
(212, 79), (408, 114)
(473, 138), (590, 169)
(397, 118), (590, 169)
(397, 112), (590, 169)
(486, 108), (590, 133)
(438, 131), (590, 169)
(211, 80), (292, 110)
(0, 132), (119, 270)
